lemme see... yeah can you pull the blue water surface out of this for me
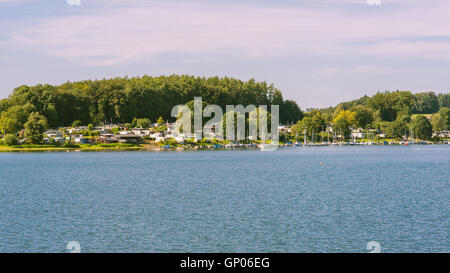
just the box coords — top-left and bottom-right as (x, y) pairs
(0, 146), (448, 252)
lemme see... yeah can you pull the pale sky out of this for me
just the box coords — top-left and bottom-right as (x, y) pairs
(1, 0), (449, 109)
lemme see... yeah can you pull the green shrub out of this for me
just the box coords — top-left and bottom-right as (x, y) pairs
(3, 134), (18, 146)
(97, 143), (115, 147)
(64, 143), (81, 148)
(11, 144), (54, 148)
(163, 139), (178, 146)
(72, 120), (83, 127)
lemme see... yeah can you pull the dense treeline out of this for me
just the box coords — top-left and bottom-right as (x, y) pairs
(1, 75), (449, 142)
(314, 91), (449, 122)
(292, 90), (450, 141)
(0, 75), (303, 130)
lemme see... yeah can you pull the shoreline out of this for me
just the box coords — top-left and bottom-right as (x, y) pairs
(1, 142), (448, 153)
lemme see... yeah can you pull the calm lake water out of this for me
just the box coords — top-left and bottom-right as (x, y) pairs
(0, 146), (448, 253)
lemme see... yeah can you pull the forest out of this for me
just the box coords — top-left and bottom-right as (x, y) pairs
(0, 75), (302, 131)
(293, 91), (450, 140)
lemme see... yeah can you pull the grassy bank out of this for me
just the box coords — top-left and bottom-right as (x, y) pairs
(0, 140), (448, 152)
(0, 143), (146, 152)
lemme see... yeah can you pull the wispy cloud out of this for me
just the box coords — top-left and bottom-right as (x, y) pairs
(6, 0), (450, 66)
(312, 65), (400, 77)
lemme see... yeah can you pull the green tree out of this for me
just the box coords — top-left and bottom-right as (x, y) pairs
(87, 123), (94, 131)
(437, 93), (450, 108)
(293, 111), (325, 140)
(280, 100), (303, 124)
(89, 130), (100, 137)
(72, 120), (83, 127)
(333, 110), (355, 139)
(0, 98), (10, 113)
(431, 114), (445, 132)
(130, 118), (138, 128)
(439, 107), (450, 129)
(369, 92), (397, 122)
(431, 107), (450, 131)
(352, 105), (374, 129)
(0, 104), (35, 134)
(297, 116), (312, 136)
(3, 134), (18, 146)
(391, 91), (416, 116)
(156, 125), (167, 132)
(413, 92), (439, 114)
(412, 116), (433, 140)
(310, 111), (326, 134)
(24, 112), (48, 144)
(111, 127), (119, 134)
(136, 118), (150, 128)
(0, 115), (17, 135)
(157, 116), (164, 125)
(386, 119), (407, 139)
(334, 118), (351, 139)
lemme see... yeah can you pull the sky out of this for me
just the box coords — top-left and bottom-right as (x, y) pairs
(0, 0), (449, 109)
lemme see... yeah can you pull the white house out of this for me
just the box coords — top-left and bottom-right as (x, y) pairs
(131, 128), (151, 136)
(44, 130), (63, 138)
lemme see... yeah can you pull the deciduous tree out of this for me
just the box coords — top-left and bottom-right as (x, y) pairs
(24, 112), (48, 144)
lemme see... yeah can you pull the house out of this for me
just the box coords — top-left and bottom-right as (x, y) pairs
(155, 136), (167, 142)
(94, 128), (108, 135)
(98, 134), (116, 143)
(278, 125), (291, 134)
(74, 137), (91, 144)
(68, 128), (82, 134)
(150, 132), (163, 138)
(131, 128), (151, 136)
(112, 134), (143, 144)
(54, 137), (66, 143)
(434, 130), (450, 138)
(174, 135), (185, 143)
(44, 130), (63, 138)
(351, 129), (375, 139)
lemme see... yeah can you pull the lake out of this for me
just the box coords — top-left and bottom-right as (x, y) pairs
(0, 145), (448, 252)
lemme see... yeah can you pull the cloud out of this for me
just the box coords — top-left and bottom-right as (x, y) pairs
(367, 0), (381, 6)
(312, 65), (399, 77)
(66, 0), (81, 6)
(8, 0), (450, 66)
(363, 40), (450, 59)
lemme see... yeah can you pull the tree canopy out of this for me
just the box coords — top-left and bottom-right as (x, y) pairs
(24, 112), (48, 144)
(412, 115), (433, 140)
(0, 75), (303, 130)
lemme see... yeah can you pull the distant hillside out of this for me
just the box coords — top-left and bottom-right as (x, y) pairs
(313, 91), (450, 122)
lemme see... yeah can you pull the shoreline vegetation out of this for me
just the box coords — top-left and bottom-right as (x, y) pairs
(1, 75), (449, 152)
(1, 139), (449, 153)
